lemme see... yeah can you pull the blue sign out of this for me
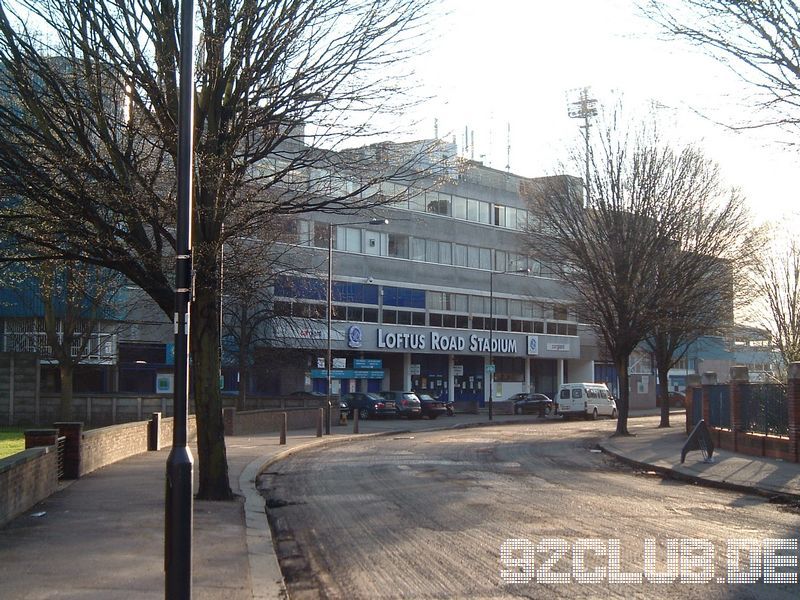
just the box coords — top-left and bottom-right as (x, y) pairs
(311, 368), (385, 380)
(353, 359), (382, 369)
(165, 343), (175, 365)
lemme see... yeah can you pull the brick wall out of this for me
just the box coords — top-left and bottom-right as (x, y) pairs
(226, 407), (339, 436)
(0, 447), (58, 527)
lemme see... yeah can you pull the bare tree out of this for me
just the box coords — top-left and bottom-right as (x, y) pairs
(746, 231), (800, 369)
(523, 113), (749, 435)
(0, 0), (442, 499)
(642, 1), (800, 135)
(4, 261), (128, 421)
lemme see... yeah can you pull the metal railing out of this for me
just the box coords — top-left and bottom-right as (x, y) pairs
(740, 383), (788, 437)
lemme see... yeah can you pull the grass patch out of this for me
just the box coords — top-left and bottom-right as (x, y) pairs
(0, 427), (26, 459)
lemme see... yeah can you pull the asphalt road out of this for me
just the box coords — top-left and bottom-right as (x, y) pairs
(259, 417), (800, 599)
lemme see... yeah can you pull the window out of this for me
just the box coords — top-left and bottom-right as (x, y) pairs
(478, 201), (490, 224)
(427, 192), (451, 215)
(313, 223), (330, 248)
(495, 250), (507, 271)
(411, 238), (425, 261)
(425, 239), (439, 263)
(363, 308), (378, 322)
(409, 190), (426, 212)
(337, 226), (361, 252)
(453, 196), (467, 220)
(429, 313), (442, 326)
(427, 291), (444, 311)
(479, 247), (491, 270)
(383, 309), (397, 324)
(494, 205), (505, 227)
(467, 198), (479, 221)
(439, 241), (452, 265)
(553, 304), (568, 321)
(388, 233), (409, 259)
(453, 244), (467, 266)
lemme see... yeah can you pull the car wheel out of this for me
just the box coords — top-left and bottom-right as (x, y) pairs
(544, 405), (552, 415)
(590, 408), (598, 420)
(429, 414), (438, 420)
(514, 406), (521, 415)
(358, 408), (369, 420)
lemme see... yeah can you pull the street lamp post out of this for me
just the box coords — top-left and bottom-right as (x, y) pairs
(165, 0), (195, 597)
(488, 267), (530, 421)
(326, 218), (388, 434)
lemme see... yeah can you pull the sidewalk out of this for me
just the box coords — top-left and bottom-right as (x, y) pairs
(2, 411), (799, 599)
(599, 414), (800, 501)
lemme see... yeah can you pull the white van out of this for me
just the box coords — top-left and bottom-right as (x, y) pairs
(557, 383), (617, 420)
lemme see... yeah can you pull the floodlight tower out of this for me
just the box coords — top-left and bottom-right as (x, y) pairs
(567, 87), (597, 205)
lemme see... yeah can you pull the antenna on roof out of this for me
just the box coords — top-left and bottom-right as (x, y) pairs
(506, 122), (511, 172)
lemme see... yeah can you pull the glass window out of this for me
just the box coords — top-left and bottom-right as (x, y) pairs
(383, 309), (397, 324)
(466, 198), (478, 222)
(427, 192), (451, 215)
(493, 297), (508, 316)
(467, 245), (480, 268)
(479, 247), (491, 270)
(314, 222), (330, 248)
(509, 300), (522, 317)
(337, 226), (361, 252)
(478, 201), (490, 224)
(453, 244), (467, 267)
(438, 241), (452, 265)
(411, 237), (425, 261)
(347, 306), (363, 321)
(533, 321), (544, 333)
(553, 305), (568, 321)
(494, 250), (507, 271)
(442, 314), (456, 328)
(398, 311), (412, 325)
(453, 196), (467, 220)
(494, 205), (505, 227)
(427, 291), (444, 310)
(409, 190), (426, 212)
(425, 239), (439, 263)
(455, 315), (469, 328)
(429, 313), (443, 326)
(471, 295), (488, 314)
(388, 233), (409, 259)
(453, 293), (468, 312)
(363, 308), (378, 323)
(332, 305), (346, 320)
(297, 220), (312, 246)
(412, 312), (425, 326)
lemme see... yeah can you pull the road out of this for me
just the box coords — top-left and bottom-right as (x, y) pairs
(259, 416), (800, 599)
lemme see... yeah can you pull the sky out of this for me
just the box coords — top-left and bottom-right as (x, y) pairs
(406, 0), (800, 226)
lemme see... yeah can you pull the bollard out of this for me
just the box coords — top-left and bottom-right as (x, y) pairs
(316, 408), (323, 437)
(148, 412), (162, 451)
(353, 409), (359, 434)
(279, 412), (287, 445)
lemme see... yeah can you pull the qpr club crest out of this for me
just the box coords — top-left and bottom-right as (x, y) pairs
(527, 335), (539, 356)
(347, 325), (363, 348)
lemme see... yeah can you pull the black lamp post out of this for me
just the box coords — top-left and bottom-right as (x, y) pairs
(488, 267), (529, 421)
(326, 218), (388, 434)
(165, 0), (195, 598)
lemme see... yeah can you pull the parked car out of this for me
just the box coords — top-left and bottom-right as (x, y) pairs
(415, 393), (448, 419)
(557, 383), (617, 420)
(341, 392), (396, 420)
(654, 391), (685, 408)
(379, 391), (422, 419)
(511, 393), (553, 416)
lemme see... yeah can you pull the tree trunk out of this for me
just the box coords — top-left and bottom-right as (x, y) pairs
(658, 362), (671, 428)
(614, 355), (631, 436)
(58, 363), (74, 422)
(191, 277), (233, 501)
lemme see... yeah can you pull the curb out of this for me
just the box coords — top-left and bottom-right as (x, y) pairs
(598, 441), (800, 503)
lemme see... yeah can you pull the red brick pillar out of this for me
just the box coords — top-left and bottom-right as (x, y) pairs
(788, 362), (800, 462)
(701, 372), (717, 425)
(730, 366), (749, 453)
(53, 422), (83, 480)
(24, 429), (58, 449)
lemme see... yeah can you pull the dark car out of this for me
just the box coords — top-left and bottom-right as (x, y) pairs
(656, 391), (685, 408)
(379, 391), (422, 419)
(341, 392), (396, 420)
(511, 393), (553, 416)
(415, 393), (448, 419)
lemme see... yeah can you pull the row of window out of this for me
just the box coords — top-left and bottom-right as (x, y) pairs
(272, 300), (578, 336)
(274, 276), (576, 321)
(292, 221), (559, 277)
(381, 182), (529, 231)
